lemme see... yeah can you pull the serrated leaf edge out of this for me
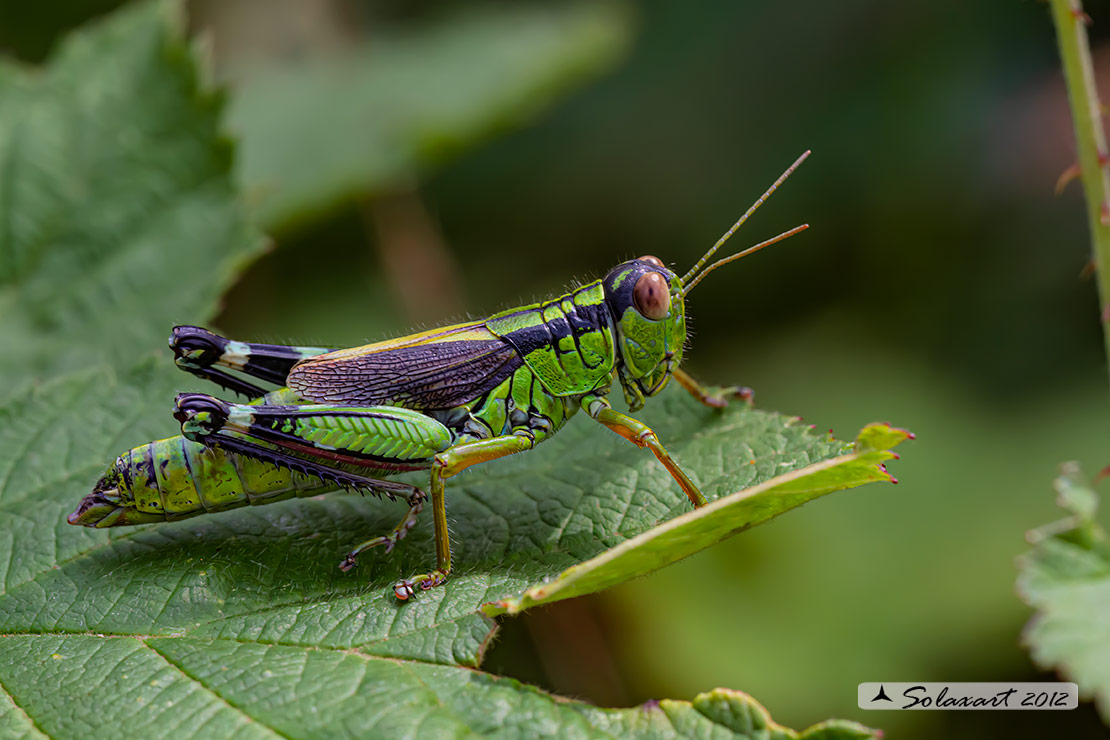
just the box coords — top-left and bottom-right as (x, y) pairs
(486, 423), (910, 616)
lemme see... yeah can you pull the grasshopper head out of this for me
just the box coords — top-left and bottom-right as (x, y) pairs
(603, 256), (687, 411)
(600, 154), (814, 410)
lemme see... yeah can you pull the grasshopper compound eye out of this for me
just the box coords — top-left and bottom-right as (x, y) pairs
(640, 254), (665, 268)
(633, 271), (670, 320)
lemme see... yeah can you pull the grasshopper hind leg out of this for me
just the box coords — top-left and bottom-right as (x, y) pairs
(172, 393), (434, 495)
(173, 392), (457, 598)
(170, 325), (331, 398)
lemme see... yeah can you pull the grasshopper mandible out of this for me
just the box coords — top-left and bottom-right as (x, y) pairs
(69, 152), (810, 600)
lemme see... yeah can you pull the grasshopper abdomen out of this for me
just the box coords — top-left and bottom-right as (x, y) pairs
(69, 436), (327, 528)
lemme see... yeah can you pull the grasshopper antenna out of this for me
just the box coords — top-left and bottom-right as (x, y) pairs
(680, 224), (809, 295)
(679, 150), (811, 295)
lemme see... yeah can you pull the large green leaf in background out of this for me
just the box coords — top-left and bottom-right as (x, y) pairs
(227, 3), (632, 232)
(0, 1), (264, 393)
(0, 3), (900, 737)
(1017, 463), (1110, 721)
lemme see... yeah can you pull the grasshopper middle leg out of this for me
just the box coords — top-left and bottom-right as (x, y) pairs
(391, 432), (537, 600)
(339, 485), (427, 572)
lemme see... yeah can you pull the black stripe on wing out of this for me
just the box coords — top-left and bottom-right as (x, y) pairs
(287, 333), (522, 410)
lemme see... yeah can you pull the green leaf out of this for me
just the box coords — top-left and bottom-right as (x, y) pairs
(0, 361), (894, 737)
(489, 422), (909, 615)
(227, 3), (632, 232)
(0, 3), (889, 737)
(0, 634), (877, 740)
(1017, 462), (1110, 721)
(0, 0), (265, 392)
(0, 362), (907, 657)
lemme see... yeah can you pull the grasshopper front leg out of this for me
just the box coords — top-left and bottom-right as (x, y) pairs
(583, 394), (708, 508)
(671, 367), (753, 409)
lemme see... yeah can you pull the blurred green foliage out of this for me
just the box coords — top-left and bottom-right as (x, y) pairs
(227, 3), (632, 231)
(1019, 463), (1110, 721)
(2, 0), (1110, 738)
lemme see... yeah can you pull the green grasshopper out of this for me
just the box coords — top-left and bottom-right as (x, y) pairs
(69, 152), (810, 600)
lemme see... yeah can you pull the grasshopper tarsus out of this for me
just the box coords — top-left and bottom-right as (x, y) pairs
(393, 580), (416, 601)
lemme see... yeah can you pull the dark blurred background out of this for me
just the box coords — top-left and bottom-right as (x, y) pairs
(4, 1), (1109, 737)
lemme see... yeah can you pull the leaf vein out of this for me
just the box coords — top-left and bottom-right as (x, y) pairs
(0, 666), (50, 740)
(139, 637), (293, 740)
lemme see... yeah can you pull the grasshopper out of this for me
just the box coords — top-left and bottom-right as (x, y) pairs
(69, 152), (810, 600)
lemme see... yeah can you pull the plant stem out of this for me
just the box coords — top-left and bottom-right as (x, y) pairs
(1050, 0), (1110, 378)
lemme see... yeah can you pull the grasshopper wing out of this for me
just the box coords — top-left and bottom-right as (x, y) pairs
(287, 322), (522, 410)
